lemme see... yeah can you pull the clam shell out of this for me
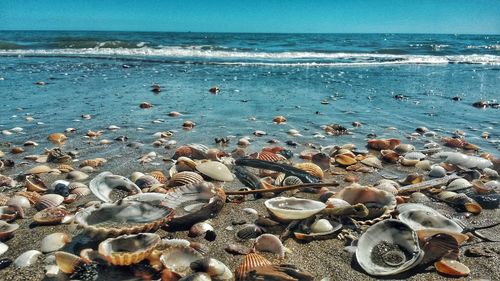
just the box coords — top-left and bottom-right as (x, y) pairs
(404, 152), (426, 160)
(196, 161), (234, 182)
(160, 246), (202, 276)
(170, 171), (204, 187)
(254, 234), (285, 258)
(446, 178), (472, 191)
(416, 229), (469, 245)
(0, 221), (19, 238)
(235, 253), (271, 281)
(0, 242), (8, 256)
(7, 195), (31, 209)
(71, 187), (92, 197)
(35, 194), (64, 210)
(394, 144), (415, 155)
(190, 258), (233, 280)
(294, 162), (324, 178)
(429, 165), (447, 178)
(356, 220), (423, 276)
(380, 150), (399, 163)
(14, 250), (42, 268)
(25, 175), (48, 192)
(361, 157), (383, 169)
(148, 171), (168, 184)
(26, 165), (52, 175)
(67, 171), (89, 181)
(57, 164), (74, 173)
(54, 251), (84, 274)
(294, 219), (343, 241)
(435, 259), (470, 277)
(282, 176), (303, 186)
(264, 197), (326, 221)
(41, 232), (72, 253)
(335, 154), (358, 166)
(33, 207), (69, 225)
(98, 233), (160, 266)
(335, 186), (396, 223)
(89, 171), (142, 203)
(398, 207), (463, 233)
(75, 200), (174, 238)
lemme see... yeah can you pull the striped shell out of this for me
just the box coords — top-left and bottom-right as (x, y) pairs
(335, 154), (357, 166)
(79, 159), (105, 168)
(35, 194), (64, 211)
(33, 207), (69, 225)
(68, 182), (88, 190)
(254, 151), (286, 162)
(54, 251), (84, 274)
(71, 187), (92, 197)
(169, 171), (204, 187)
(98, 233), (161, 266)
(26, 165), (52, 175)
(135, 175), (161, 189)
(235, 253), (272, 281)
(148, 171), (168, 184)
(282, 176), (303, 186)
(294, 162), (324, 179)
(16, 191), (41, 205)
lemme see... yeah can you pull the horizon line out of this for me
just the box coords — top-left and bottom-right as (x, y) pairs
(1, 29), (499, 36)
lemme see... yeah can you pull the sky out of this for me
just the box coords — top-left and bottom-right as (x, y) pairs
(0, 0), (499, 34)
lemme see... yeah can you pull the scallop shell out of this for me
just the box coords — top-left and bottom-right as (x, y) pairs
(89, 171), (142, 203)
(235, 253), (272, 281)
(0, 221), (19, 239)
(282, 176), (303, 186)
(135, 175), (161, 189)
(335, 186), (396, 224)
(35, 194), (64, 210)
(196, 161), (234, 182)
(74, 200), (174, 238)
(264, 197), (326, 221)
(356, 220), (423, 276)
(57, 164), (74, 173)
(148, 171), (168, 184)
(79, 159), (104, 168)
(253, 151), (286, 162)
(41, 232), (72, 253)
(335, 154), (358, 166)
(33, 207), (69, 225)
(170, 171), (204, 187)
(160, 246), (203, 276)
(54, 251), (84, 274)
(14, 250), (42, 268)
(71, 187), (92, 197)
(25, 175), (48, 192)
(98, 233), (161, 266)
(294, 162), (324, 178)
(367, 138), (401, 150)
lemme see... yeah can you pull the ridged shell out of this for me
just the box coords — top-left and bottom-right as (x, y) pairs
(404, 152), (426, 161)
(135, 175), (161, 189)
(148, 171), (168, 184)
(160, 246), (203, 276)
(71, 187), (92, 197)
(79, 159), (105, 168)
(57, 164), (74, 173)
(33, 207), (68, 225)
(282, 176), (303, 186)
(170, 171), (204, 187)
(98, 233), (160, 266)
(74, 200), (174, 238)
(54, 251), (84, 274)
(67, 171), (89, 181)
(335, 154), (357, 166)
(356, 220), (423, 276)
(25, 175), (48, 192)
(367, 139), (401, 150)
(196, 161), (234, 182)
(15, 191), (41, 205)
(35, 194), (64, 211)
(254, 151), (286, 162)
(294, 162), (324, 178)
(41, 232), (72, 253)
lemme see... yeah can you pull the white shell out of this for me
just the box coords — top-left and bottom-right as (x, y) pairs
(404, 152), (426, 160)
(67, 171), (89, 181)
(446, 178), (472, 191)
(356, 220), (423, 276)
(45, 264), (60, 277)
(35, 194), (64, 210)
(0, 242), (8, 256)
(196, 161), (234, 182)
(311, 219), (334, 233)
(7, 195), (31, 209)
(429, 165), (446, 178)
(41, 232), (71, 253)
(397, 203), (463, 232)
(89, 171), (142, 202)
(14, 250), (42, 268)
(264, 197), (326, 221)
(160, 246), (202, 276)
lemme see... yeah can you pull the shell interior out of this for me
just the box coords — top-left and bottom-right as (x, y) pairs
(264, 197), (326, 220)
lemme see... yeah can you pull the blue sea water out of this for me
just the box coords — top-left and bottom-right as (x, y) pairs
(0, 31), (499, 161)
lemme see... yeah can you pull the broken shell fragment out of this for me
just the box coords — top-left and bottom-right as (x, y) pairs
(14, 250), (42, 268)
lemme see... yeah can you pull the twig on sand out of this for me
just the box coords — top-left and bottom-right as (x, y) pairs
(224, 182), (339, 195)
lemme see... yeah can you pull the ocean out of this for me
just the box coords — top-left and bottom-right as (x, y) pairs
(0, 31), (499, 159)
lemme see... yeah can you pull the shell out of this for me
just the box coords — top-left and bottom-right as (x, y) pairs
(394, 144), (415, 155)
(47, 133), (67, 144)
(429, 165), (447, 178)
(435, 259), (470, 277)
(335, 186), (396, 223)
(404, 152), (426, 161)
(130, 172), (145, 183)
(26, 165), (52, 175)
(75, 200), (174, 238)
(41, 232), (72, 253)
(57, 164), (74, 173)
(35, 194), (64, 210)
(148, 171), (168, 184)
(294, 162), (324, 178)
(98, 233), (160, 266)
(235, 253), (272, 281)
(264, 197), (326, 221)
(67, 171), (89, 181)
(361, 157), (383, 169)
(253, 151), (286, 162)
(79, 159), (105, 168)
(380, 150), (399, 163)
(170, 171), (204, 187)
(33, 207), (69, 225)
(135, 175), (161, 189)
(367, 138), (401, 150)
(356, 220), (423, 276)
(282, 176), (303, 186)
(254, 234), (285, 259)
(397, 204), (463, 232)
(14, 250), (42, 268)
(7, 195), (31, 209)
(416, 229), (469, 245)
(0, 221), (19, 239)
(125, 181), (225, 229)
(71, 187), (92, 197)
(89, 171), (142, 202)
(446, 178), (472, 191)
(190, 258), (233, 280)
(188, 222), (215, 240)
(54, 251), (84, 274)
(196, 161), (234, 182)
(0, 242), (8, 256)
(236, 224), (264, 240)
(160, 246), (203, 276)
(273, 115), (286, 124)
(335, 154), (358, 166)
(25, 175), (48, 192)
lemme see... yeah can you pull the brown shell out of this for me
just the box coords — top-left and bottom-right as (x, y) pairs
(253, 151), (286, 162)
(367, 138), (401, 150)
(139, 102), (153, 109)
(335, 154), (357, 166)
(35, 194), (64, 210)
(25, 175), (48, 192)
(173, 146), (193, 159)
(381, 150), (399, 163)
(11, 147), (24, 154)
(98, 233), (161, 266)
(0, 221), (19, 239)
(55, 251), (85, 274)
(79, 159), (104, 168)
(57, 164), (74, 173)
(442, 137), (466, 148)
(47, 133), (67, 144)
(182, 120), (196, 128)
(26, 165), (52, 175)
(435, 259), (470, 277)
(169, 171), (203, 187)
(294, 162), (324, 179)
(33, 207), (68, 225)
(16, 191), (42, 205)
(0, 194), (10, 206)
(235, 253), (272, 281)
(273, 115), (286, 124)
(71, 187), (92, 197)
(148, 171), (168, 184)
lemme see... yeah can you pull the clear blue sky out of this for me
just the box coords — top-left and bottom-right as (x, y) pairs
(1, 0), (499, 34)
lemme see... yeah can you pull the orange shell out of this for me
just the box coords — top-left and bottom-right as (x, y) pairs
(16, 191), (41, 205)
(57, 164), (74, 173)
(235, 253), (272, 281)
(173, 146), (193, 159)
(98, 233), (160, 266)
(11, 147), (24, 154)
(47, 133), (67, 144)
(380, 150), (399, 163)
(335, 154), (357, 166)
(148, 171), (168, 184)
(442, 137), (465, 148)
(294, 162), (324, 179)
(79, 159), (104, 168)
(25, 175), (48, 192)
(273, 115), (287, 124)
(169, 171), (204, 187)
(254, 151), (286, 162)
(55, 251), (85, 274)
(435, 259), (470, 277)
